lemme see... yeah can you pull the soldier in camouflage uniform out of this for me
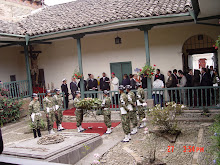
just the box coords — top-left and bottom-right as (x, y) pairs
(53, 88), (65, 131)
(101, 90), (112, 134)
(29, 93), (42, 138)
(73, 91), (85, 132)
(136, 83), (146, 128)
(119, 85), (131, 142)
(43, 90), (55, 134)
(126, 85), (138, 135)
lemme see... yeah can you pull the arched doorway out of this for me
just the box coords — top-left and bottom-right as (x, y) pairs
(182, 34), (218, 73)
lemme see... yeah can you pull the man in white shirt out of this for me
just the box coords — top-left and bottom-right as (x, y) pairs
(111, 72), (119, 105)
(152, 77), (164, 107)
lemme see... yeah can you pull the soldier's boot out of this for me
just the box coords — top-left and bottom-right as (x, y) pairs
(59, 124), (65, 130)
(131, 127), (137, 135)
(79, 125), (85, 131)
(77, 127), (81, 133)
(56, 121), (61, 131)
(121, 135), (129, 142)
(139, 122), (145, 128)
(37, 129), (41, 137)
(49, 129), (55, 134)
(128, 133), (131, 140)
(105, 128), (112, 134)
(33, 129), (37, 138)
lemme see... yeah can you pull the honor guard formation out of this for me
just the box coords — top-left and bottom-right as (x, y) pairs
(28, 75), (148, 142)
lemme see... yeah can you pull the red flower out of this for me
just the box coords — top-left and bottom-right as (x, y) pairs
(213, 45), (216, 47)
(75, 74), (77, 76)
(151, 72), (154, 75)
(215, 46), (218, 50)
(154, 64), (156, 67)
(74, 78), (76, 79)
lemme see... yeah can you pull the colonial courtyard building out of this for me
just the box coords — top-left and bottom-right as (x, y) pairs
(0, 0), (219, 105)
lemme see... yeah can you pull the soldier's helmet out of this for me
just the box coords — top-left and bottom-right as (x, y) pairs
(125, 85), (132, 90)
(54, 88), (60, 93)
(103, 90), (109, 95)
(119, 85), (125, 91)
(32, 93), (38, 98)
(46, 90), (51, 95)
(76, 91), (81, 95)
(62, 78), (67, 82)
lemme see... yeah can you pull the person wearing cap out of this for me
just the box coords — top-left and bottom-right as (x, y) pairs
(136, 83), (146, 128)
(111, 72), (119, 105)
(119, 85), (131, 142)
(100, 72), (110, 91)
(101, 90), (112, 134)
(53, 88), (65, 131)
(126, 85), (138, 135)
(61, 78), (69, 109)
(73, 91), (85, 132)
(29, 93), (42, 138)
(43, 90), (55, 134)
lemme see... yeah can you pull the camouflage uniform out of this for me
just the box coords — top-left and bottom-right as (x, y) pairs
(120, 93), (130, 135)
(127, 91), (138, 128)
(102, 96), (112, 128)
(29, 100), (42, 129)
(136, 87), (145, 122)
(73, 97), (83, 127)
(53, 94), (63, 127)
(43, 96), (55, 131)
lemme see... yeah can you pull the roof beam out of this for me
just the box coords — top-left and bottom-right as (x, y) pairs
(0, 42), (23, 48)
(190, 0), (200, 22)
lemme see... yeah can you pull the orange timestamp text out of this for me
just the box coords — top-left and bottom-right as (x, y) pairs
(167, 146), (204, 152)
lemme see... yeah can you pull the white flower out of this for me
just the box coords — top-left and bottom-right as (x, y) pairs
(93, 160), (100, 164)
(94, 153), (100, 158)
(144, 130), (149, 134)
(142, 118), (147, 122)
(144, 127), (148, 131)
(157, 118), (159, 121)
(181, 105), (186, 109)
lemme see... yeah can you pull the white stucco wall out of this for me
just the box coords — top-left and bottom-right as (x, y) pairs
(0, 46), (26, 83)
(0, 23), (219, 90)
(36, 23), (220, 89)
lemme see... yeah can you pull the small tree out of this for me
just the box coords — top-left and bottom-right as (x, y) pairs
(148, 102), (186, 134)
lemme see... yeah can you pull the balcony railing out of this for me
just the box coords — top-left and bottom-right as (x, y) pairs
(84, 86), (220, 110)
(0, 80), (30, 99)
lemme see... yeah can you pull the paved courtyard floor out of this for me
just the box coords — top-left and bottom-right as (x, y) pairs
(1, 112), (215, 165)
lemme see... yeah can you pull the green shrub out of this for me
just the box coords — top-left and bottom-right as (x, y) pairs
(148, 102), (186, 134)
(0, 87), (23, 126)
(209, 114), (220, 164)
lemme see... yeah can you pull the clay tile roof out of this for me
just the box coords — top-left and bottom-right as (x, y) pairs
(0, 0), (192, 36)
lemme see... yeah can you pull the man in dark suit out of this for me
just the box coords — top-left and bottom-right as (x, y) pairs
(100, 72), (110, 91)
(70, 77), (78, 100)
(61, 78), (69, 109)
(88, 74), (98, 98)
(78, 79), (88, 98)
(154, 69), (165, 85)
(201, 68), (210, 106)
(141, 75), (147, 89)
(130, 75), (137, 89)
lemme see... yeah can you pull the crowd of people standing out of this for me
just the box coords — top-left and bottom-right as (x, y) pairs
(60, 66), (220, 109)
